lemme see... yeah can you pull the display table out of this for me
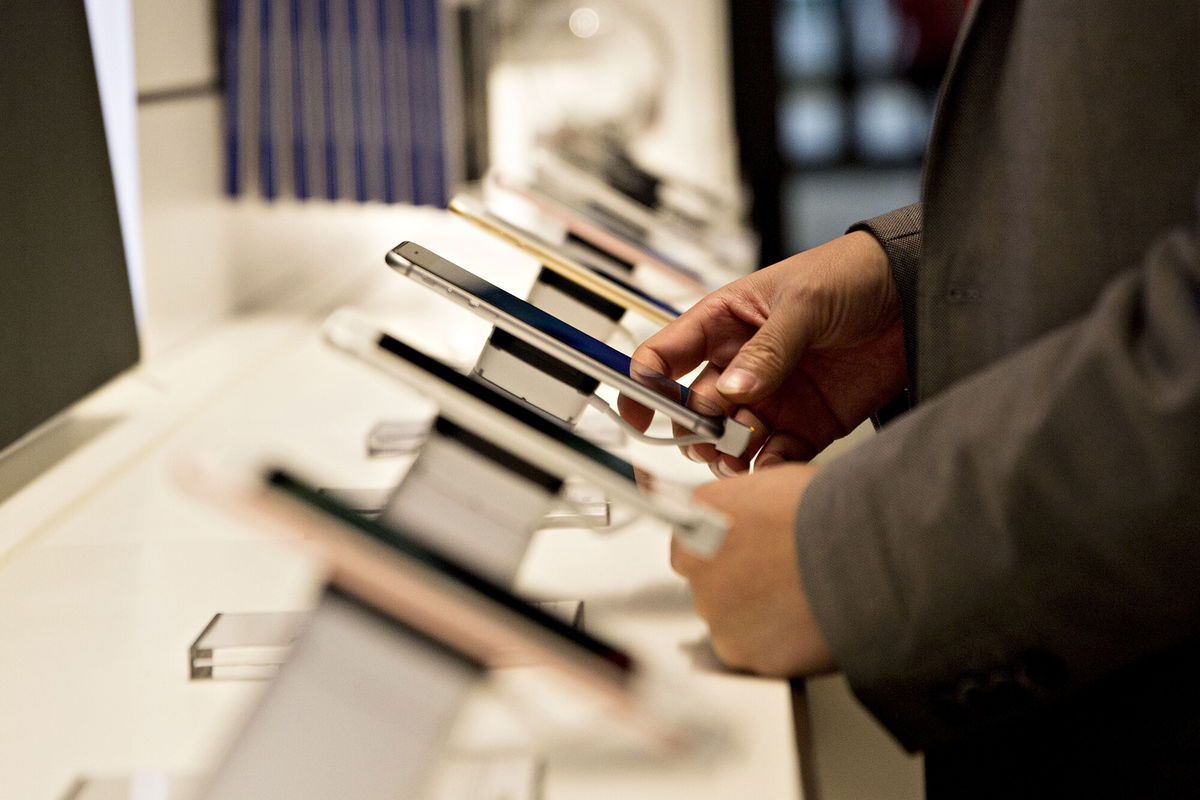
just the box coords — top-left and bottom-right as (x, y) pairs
(0, 214), (804, 800)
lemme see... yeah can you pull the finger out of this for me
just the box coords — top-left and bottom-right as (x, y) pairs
(632, 299), (759, 382)
(678, 364), (741, 466)
(619, 365), (731, 448)
(754, 431), (820, 470)
(714, 300), (816, 404)
(669, 535), (706, 576)
(616, 392), (655, 433)
(675, 364), (739, 464)
(621, 314), (738, 432)
(685, 363), (739, 417)
(632, 465), (657, 492)
(630, 309), (712, 381)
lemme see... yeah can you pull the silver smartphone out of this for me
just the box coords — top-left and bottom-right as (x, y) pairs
(322, 308), (727, 556)
(383, 242), (754, 458)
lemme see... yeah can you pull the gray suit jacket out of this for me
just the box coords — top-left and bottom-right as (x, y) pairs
(793, 0), (1200, 786)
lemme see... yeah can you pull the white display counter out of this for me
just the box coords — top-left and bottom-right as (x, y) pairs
(0, 209), (803, 800)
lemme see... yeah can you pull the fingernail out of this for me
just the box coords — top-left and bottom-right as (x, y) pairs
(716, 368), (758, 397)
(684, 445), (704, 463)
(715, 460), (737, 478)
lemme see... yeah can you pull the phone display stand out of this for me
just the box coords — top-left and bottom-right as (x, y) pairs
(472, 332), (595, 426)
(60, 774), (202, 800)
(543, 479), (610, 529)
(532, 599), (585, 630)
(528, 267), (625, 339)
(378, 415), (564, 585)
(189, 611), (308, 681)
(471, 266), (627, 428)
(60, 756), (544, 800)
(187, 600), (585, 685)
(318, 486), (393, 517)
(323, 480), (610, 530)
(562, 231), (638, 275)
(420, 753), (543, 800)
(199, 588), (481, 800)
(365, 410), (622, 460)
(365, 417), (432, 457)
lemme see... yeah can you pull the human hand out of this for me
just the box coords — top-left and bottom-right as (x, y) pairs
(619, 231), (906, 475)
(672, 462), (835, 677)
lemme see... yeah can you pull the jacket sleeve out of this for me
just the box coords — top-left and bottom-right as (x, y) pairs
(849, 204), (922, 421)
(795, 187), (1200, 751)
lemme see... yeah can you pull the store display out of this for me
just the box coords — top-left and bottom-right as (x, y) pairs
(449, 194), (680, 327)
(189, 611), (308, 681)
(382, 242), (754, 457)
(379, 415), (562, 584)
(322, 309), (727, 555)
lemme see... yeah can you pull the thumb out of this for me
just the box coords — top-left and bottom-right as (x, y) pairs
(714, 305), (812, 402)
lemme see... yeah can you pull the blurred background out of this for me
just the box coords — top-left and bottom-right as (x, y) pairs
(132, 0), (961, 354)
(752, 0), (963, 258)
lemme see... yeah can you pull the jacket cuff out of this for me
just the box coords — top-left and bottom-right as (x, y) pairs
(849, 204), (922, 417)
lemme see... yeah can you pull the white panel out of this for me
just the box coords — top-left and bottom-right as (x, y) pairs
(628, 0), (739, 195)
(85, 0), (147, 332)
(137, 96), (236, 358)
(489, 0), (739, 197)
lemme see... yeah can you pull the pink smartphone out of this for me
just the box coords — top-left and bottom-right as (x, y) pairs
(190, 462), (707, 755)
(492, 172), (710, 293)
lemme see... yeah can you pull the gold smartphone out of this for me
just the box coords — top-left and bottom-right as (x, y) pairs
(449, 194), (680, 328)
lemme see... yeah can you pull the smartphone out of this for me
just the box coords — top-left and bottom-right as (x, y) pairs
(449, 193), (680, 327)
(322, 308), (727, 556)
(200, 463), (701, 754)
(382, 242), (754, 458)
(492, 172), (711, 292)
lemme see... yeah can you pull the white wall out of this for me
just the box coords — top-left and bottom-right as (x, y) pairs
(629, 0), (740, 195)
(132, 0), (425, 359)
(130, 0), (744, 359)
(488, 0), (740, 197)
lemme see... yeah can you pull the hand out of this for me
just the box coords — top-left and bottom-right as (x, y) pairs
(619, 232), (906, 475)
(672, 463), (836, 677)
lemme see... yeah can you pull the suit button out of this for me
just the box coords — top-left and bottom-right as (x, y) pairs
(944, 669), (1037, 722)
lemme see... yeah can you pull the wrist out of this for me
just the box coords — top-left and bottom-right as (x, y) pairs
(853, 230), (901, 324)
(846, 229), (890, 275)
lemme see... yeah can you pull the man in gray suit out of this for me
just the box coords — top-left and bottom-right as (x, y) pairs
(621, 1), (1200, 794)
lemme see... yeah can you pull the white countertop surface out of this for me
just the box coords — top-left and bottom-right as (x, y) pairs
(0, 211), (803, 800)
